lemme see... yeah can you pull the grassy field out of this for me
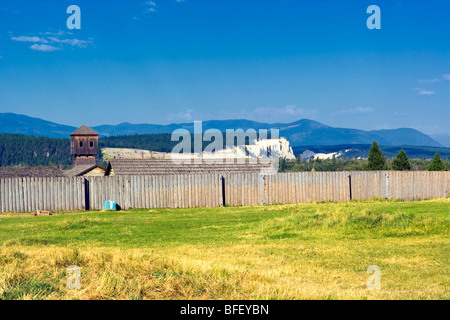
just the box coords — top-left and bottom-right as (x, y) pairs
(0, 198), (449, 300)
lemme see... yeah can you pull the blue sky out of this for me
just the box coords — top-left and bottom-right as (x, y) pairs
(0, 0), (449, 136)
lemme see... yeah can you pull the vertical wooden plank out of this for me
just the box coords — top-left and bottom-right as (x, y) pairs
(5, 179), (10, 212)
(144, 175), (149, 209)
(151, 175), (156, 209)
(57, 177), (61, 211)
(95, 177), (99, 210)
(64, 177), (69, 211)
(180, 174), (184, 208)
(55, 177), (59, 211)
(1, 179), (5, 213)
(180, 174), (185, 208)
(47, 177), (52, 211)
(37, 177), (42, 212)
(18, 178), (24, 213)
(24, 177), (30, 212)
(172, 175), (176, 208)
(9, 178), (13, 212)
(89, 178), (94, 210)
(161, 175), (166, 208)
(56, 177), (61, 211)
(73, 177), (77, 210)
(225, 174), (229, 207)
(11, 178), (16, 212)
(298, 173), (303, 203)
(268, 174), (272, 205)
(139, 175), (144, 208)
(186, 174), (190, 208)
(4, 178), (8, 212)
(76, 177), (81, 210)
(288, 172), (297, 203)
(75, 177), (80, 210)
(88, 177), (92, 210)
(179, 174), (183, 209)
(6, 178), (11, 212)
(12, 178), (17, 212)
(205, 174), (209, 208)
(160, 175), (164, 208)
(70, 177), (77, 210)
(193, 174), (197, 208)
(235, 174), (239, 207)
(248, 173), (252, 206)
(9, 178), (14, 213)
(202, 174), (206, 207)
(0, 179), (4, 213)
(2, 179), (7, 213)
(153, 176), (158, 208)
(184, 174), (188, 208)
(134, 175), (139, 209)
(175, 175), (179, 208)
(284, 173), (289, 204)
(15, 178), (21, 213)
(159, 175), (163, 208)
(200, 175), (205, 208)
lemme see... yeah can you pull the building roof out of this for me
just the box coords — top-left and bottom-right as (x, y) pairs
(64, 164), (103, 178)
(106, 159), (276, 176)
(0, 167), (66, 178)
(70, 125), (100, 136)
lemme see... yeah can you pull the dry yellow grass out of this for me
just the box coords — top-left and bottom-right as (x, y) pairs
(0, 199), (449, 300)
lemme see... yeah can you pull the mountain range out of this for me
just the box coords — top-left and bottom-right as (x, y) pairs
(0, 113), (444, 147)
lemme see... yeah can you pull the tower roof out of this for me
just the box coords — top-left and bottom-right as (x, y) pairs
(70, 125), (99, 136)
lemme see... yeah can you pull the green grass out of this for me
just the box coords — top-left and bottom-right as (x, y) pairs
(0, 198), (449, 300)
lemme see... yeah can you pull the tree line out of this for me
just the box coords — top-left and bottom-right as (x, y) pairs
(0, 134), (72, 169)
(0, 134), (448, 171)
(280, 141), (448, 172)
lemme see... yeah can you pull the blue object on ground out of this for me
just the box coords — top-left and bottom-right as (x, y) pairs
(103, 201), (117, 210)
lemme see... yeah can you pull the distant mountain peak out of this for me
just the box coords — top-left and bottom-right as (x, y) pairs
(0, 112), (442, 147)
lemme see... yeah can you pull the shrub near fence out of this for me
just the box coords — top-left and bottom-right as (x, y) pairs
(0, 171), (449, 213)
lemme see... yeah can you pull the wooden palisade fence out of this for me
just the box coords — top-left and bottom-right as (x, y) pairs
(0, 171), (449, 213)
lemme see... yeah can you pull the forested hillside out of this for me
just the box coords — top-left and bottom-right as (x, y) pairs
(0, 134), (72, 168)
(1, 133), (449, 169)
(0, 133), (177, 168)
(99, 134), (176, 152)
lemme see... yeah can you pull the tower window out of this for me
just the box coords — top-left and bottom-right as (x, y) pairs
(90, 141), (94, 148)
(79, 141), (83, 148)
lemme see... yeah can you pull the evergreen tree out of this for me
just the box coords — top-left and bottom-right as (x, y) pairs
(427, 153), (447, 171)
(366, 140), (387, 170)
(392, 149), (411, 171)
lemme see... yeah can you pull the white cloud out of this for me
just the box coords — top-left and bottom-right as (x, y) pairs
(39, 30), (67, 36)
(414, 88), (435, 95)
(419, 78), (441, 84)
(168, 109), (194, 122)
(11, 32), (92, 52)
(335, 107), (374, 114)
(11, 36), (48, 43)
(48, 37), (89, 48)
(144, 1), (157, 12)
(30, 44), (60, 52)
(419, 74), (450, 83)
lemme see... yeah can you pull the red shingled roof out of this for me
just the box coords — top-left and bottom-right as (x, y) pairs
(70, 125), (99, 136)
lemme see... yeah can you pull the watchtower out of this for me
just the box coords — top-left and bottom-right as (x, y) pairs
(70, 125), (99, 167)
